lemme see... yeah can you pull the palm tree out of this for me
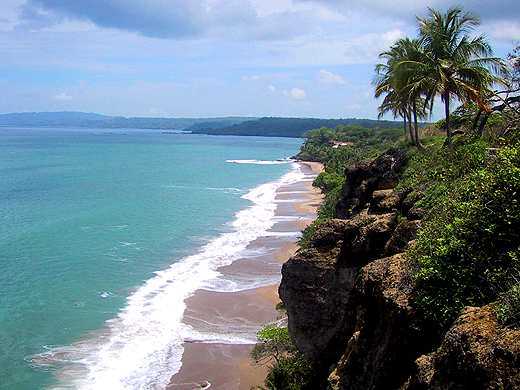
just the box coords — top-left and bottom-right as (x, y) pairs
(375, 38), (427, 147)
(393, 38), (428, 148)
(413, 7), (508, 143)
(374, 60), (409, 141)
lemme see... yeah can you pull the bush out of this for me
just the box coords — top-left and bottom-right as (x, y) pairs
(252, 325), (295, 365)
(496, 282), (520, 327)
(314, 171), (344, 193)
(404, 137), (520, 329)
(252, 325), (314, 390)
(264, 355), (313, 390)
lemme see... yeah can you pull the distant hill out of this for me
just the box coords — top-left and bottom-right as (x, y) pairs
(0, 111), (254, 130)
(0, 112), (404, 137)
(189, 117), (402, 138)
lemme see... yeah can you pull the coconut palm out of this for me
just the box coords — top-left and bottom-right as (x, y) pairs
(392, 38), (428, 147)
(414, 7), (508, 143)
(375, 38), (427, 147)
(374, 60), (410, 141)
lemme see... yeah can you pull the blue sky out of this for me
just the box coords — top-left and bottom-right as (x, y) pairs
(0, 0), (518, 119)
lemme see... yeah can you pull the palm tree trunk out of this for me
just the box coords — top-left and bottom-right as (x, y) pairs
(403, 115), (408, 141)
(412, 101), (422, 148)
(444, 92), (451, 144)
(407, 110), (415, 145)
(472, 109), (482, 134)
(478, 112), (491, 135)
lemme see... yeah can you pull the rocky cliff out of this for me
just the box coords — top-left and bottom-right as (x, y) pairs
(279, 149), (520, 389)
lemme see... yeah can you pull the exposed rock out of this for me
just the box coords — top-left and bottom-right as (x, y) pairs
(329, 254), (424, 390)
(311, 219), (349, 251)
(279, 212), (397, 372)
(340, 212), (397, 266)
(369, 189), (400, 213)
(279, 254), (357, 376)
(336, 148), (407, 218)
(405, 306), (520, 390)
(385, 219), (421, 255)
(281, 147), (518, 390)
(406, 206), (425, 221)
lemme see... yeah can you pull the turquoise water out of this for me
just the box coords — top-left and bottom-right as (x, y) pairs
(0, 128), (301, 389)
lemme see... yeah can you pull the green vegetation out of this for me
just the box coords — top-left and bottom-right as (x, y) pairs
(257, 9), (519, 390)
(399, 39), (519, 329)
(299, 10), (520, 329)
(372, 9), (520, 329)
(374, 7), (508, 147)
(191, 117), (402, 138)
(297, 125), (403, 247)
(398, 135), (520, 329)
(251, 325), (313, 390)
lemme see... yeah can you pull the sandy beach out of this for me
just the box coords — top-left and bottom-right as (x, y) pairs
(168, 161), (323, 390)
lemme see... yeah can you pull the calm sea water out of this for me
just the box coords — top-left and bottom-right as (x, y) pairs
(0, 128), (302, 389)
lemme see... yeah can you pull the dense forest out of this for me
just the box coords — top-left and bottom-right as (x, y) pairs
(189, 117), (403, 137)
(253, 7), (520, 389)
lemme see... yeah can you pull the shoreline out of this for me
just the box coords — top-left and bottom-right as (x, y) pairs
(168, 161), (323, 390)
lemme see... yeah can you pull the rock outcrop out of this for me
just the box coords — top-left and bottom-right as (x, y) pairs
(404, 305), (520, 390)
(279, 148), (520, 389)
(335, 148), (407, 218)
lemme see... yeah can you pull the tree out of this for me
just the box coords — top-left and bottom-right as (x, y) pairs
(413, 7), (507, 143)
(475, 44), (520, 136)
(375, 38), (427, 147)
(251, 325), (295, 365)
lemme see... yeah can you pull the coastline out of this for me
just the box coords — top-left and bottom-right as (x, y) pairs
(168, 161), (323, 390)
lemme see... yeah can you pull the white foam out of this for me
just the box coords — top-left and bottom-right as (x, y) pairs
(272, 216), (305, 221)
(277, 190), (308, 194)
(264, 231), (302, 238)
(35, 162), (305, 390)
(226, 159), (292, 165)
(202, 274), (281, 293)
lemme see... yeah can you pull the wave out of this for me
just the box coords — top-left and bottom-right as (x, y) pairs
(226, 159), (292, 165)
(32, 162), (305, 390)
(201, 274), (282, 293)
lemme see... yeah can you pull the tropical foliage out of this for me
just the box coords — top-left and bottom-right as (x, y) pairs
(296, 125), (403, 248)
(251, 325), (314, 390)
(398, 135), (520, 329)
(374, 7), (508, 146)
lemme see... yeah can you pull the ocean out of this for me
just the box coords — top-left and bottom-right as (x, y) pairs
(0, 128), (303, 389)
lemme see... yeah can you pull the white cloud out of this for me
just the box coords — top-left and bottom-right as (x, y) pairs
(268, 84), (276, 92)
(284, 87), (306, 100)
(318, 69), (346, 84)
(54, 92), (72, 101)
(485, 21), (520, 40)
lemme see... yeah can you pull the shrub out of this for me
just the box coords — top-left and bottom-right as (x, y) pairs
(496, 282), (520, 327)
(264, 355), (313, 390)
(252, 325), (295, 365)
(406, 137), (520, 329)
(252, 325), (314, 390)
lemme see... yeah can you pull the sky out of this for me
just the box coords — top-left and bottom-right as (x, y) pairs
(0, 0), (518, 119)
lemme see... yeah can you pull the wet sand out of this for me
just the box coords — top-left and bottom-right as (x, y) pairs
(168, 162), (323, 390)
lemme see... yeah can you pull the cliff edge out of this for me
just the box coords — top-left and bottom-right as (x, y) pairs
(279, 149), (520, 389)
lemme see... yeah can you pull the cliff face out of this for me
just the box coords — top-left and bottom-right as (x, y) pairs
(279, 149), (520, 389)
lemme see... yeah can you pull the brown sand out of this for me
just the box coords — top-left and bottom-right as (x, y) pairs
(167, 161), (323, 390)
